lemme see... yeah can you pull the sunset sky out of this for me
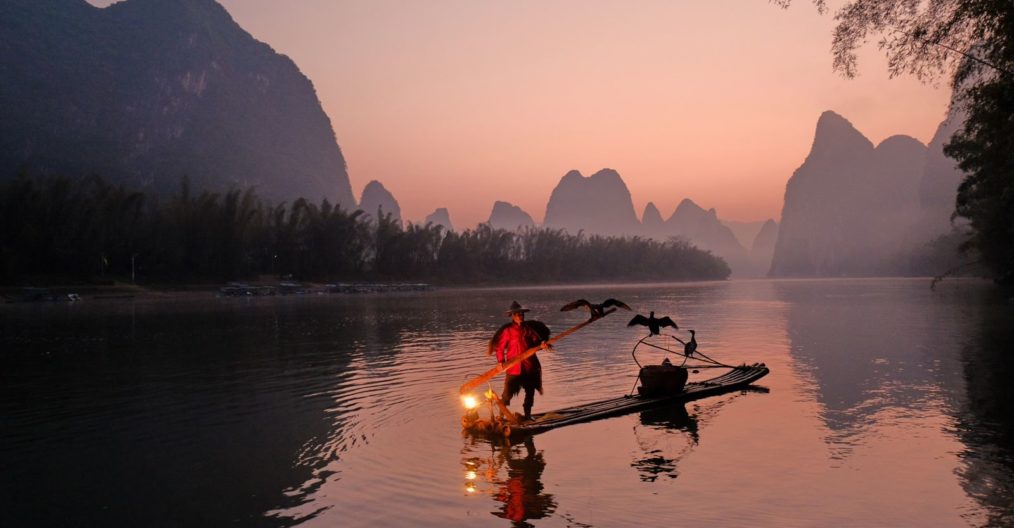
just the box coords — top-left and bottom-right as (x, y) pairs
(94, 0), (953, 228)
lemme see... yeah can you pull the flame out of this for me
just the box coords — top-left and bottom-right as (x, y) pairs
(462, 394), (479, 409)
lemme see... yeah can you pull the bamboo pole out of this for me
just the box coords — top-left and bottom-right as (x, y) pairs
(491, 392), (519, 425)
(459, 308), (616, 394)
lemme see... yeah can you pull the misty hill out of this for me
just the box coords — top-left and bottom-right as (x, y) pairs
(918, 103), (967, 237)
(539, 168), (767, 276)
(637, 198), (768, 277)
(770, 111), (929, 276)
(424, 208), (454, 232)
(666, 199), (752, 274)
(359, 181), (401, 224)
(543, 169), (641, 236)
(641, 202), (666, 237)
(487, 201), (535, 230)
(750, 219), (778, 270)
(723, 220), (768, 249)
(0, 0), (356, 208)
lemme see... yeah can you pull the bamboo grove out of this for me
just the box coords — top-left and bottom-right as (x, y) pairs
(0, 175), (730, 285)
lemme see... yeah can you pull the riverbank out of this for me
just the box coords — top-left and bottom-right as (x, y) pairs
(0, 278), (436, 303)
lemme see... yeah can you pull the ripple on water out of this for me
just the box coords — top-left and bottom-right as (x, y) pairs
(2, 279), (1012, 527)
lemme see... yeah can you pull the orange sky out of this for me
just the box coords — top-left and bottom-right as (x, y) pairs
(92, 0), (952, 228)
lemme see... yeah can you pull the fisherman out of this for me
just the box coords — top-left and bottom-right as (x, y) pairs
(489, 301), (551, 420)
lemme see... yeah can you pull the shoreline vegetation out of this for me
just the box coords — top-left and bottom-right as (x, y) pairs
(1, 175), (731, 298)
(0, 280), (437, 303)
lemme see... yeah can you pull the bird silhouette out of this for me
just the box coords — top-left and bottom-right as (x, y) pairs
(683, 329), (697, 358)
(560, 298), (631, 318)
(627, 311), (678, 336)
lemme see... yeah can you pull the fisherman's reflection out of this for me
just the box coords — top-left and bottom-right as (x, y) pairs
(492, 437), (555, 525)
(631, 404), (700, 482)
(462, 436), (556, 527)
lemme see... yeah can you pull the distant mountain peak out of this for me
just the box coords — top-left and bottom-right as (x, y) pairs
(543, 168), (639, 236)
(1, 0), (357, 207)
(561, 169), (585, 182)
(106, 0), (240, 35)
(665, 198), (748, 274)
(642, 202), (664, 226)
(589, 167), (622, 181)
(750, 219), (779, 270)
(811, 110), (873, 156)
(670, 199), (724, 225)
(359, 180), (401, 223)
(753, 219), (778, 249)
(673, 198), (704, 217)
(815, 110), (854, 133)
(771, 110), (929, 277)
(487, 201), (535, 230)
(876, 134), (925, 151)
(558, 168), (625, 186)
(424, 207), (454, 232)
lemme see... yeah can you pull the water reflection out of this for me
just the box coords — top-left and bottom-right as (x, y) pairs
(775, 280), (968, 461)
(954, 296), (1014, 526)
(6, 280), (1014, 526)
(775, 279), (1014, 524)
(631, 404), (699, 482)
(629, 393), (766, 484)
(461, 436), (556, 527)
(459, 397), (763, 525)
(0, 301), (348, 527)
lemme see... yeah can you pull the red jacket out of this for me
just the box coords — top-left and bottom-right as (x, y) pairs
(492, 322), (544, 376)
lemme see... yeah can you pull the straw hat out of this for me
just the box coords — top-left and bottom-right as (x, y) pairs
(505, 300), (530, 315)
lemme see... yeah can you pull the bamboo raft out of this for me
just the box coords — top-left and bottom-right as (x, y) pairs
(463, 363), (769, 438)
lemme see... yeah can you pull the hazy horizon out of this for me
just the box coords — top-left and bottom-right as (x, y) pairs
(88, 0), (951, 228)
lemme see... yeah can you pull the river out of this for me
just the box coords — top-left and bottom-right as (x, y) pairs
(2, 278), (1012, 527)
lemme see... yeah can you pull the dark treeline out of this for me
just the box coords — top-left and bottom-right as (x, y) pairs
(0, 175), (730, 285)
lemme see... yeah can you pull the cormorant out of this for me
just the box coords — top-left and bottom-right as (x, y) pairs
(560, 298), (632, 318)
(627, 311), (678, 336)
(683, 329), (697, 358)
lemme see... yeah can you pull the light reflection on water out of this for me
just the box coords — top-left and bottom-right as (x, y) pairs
(1, 279), (1012, 527)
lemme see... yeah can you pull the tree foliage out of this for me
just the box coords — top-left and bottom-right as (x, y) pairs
(947, 78), (1014, 286)
(0, 175), (730, 285)
(778, 0), (1014, 288)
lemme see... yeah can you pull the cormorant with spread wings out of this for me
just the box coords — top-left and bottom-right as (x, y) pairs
(559, 298), (631, 318)
(627, 311), (678, 336)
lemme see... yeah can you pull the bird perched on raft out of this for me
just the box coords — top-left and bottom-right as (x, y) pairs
(628, 311), (678, 336)
(560, 298), (632, 318)
(681, 329), (697, 358)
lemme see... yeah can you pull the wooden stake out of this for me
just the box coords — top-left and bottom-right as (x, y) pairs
(459, 308), (616, 394)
